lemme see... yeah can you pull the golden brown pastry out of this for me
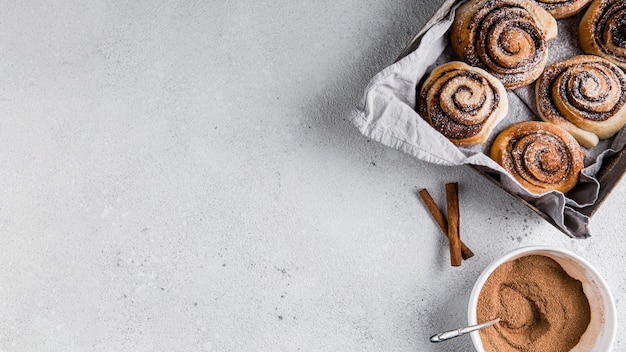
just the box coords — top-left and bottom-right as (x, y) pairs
(579, 0), (626, 70)
(418, 61), (509, 145)
(533, 0), (593, 19)
(490, 121), (584, 194)
(450, 0), (558, 90)
(536, 55), (626, 148)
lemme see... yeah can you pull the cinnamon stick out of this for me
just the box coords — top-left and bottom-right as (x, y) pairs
(446, 183), (462, 267)
(418, 189), (474, 260)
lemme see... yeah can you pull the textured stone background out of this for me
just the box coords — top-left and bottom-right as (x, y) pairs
(0, 1), (624, 351)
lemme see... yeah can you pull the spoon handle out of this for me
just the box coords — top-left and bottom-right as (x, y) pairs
(430, 318), (500, 343)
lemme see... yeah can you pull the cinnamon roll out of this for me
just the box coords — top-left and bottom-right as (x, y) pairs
(450, 0), (558, 89)
(418, 61), (509, 145)
(579, 0), (626, 70)
(490, 121), (584, 194)
(536, 55), (626, 148)
(533, 0), (593, 19)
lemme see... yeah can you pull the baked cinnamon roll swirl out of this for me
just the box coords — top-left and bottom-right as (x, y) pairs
(533, 0), (593, 19)
(490, 121), (584, 194)
(536, 55), (626, 148)
(580, 0), (626, 70)
(450, 0), (558, 89)
(418, 61), (509, 145)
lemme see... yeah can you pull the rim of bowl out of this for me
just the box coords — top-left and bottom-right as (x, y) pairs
(466, 245), (617, 352)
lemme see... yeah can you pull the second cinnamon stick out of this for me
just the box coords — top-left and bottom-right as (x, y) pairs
(446, 183), (462, 267)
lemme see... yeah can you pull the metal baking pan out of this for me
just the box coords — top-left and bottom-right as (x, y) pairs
(396, 0), (626, 231)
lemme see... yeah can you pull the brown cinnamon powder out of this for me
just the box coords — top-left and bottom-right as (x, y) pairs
(477, 255), (591, 352)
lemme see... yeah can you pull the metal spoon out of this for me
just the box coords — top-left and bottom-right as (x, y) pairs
(430, 318), (500, 343)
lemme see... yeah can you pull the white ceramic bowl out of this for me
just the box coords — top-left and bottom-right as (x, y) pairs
(467, 246), (616, 352)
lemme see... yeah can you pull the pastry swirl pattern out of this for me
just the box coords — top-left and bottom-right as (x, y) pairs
(536, 55), (626, 147)
(580, 0), (626, 70)
(490, 121), (584, 194)
(450, 0), (557, 89)
(418, 61), (508, 145)
(533, 0), (593, 19)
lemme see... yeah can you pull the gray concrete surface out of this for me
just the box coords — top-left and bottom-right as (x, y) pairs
(0, 1), (624, 351)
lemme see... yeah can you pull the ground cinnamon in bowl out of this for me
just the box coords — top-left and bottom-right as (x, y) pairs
(476, 255), (591, 352)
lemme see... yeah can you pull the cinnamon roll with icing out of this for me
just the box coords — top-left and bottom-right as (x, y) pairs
(533, 0), (593, 19)
(535, 55), (626, 148)
(418, 61), (509, 146)
(450, 0), (558, 89)
(490, 121), (584, 194)
(579, 0), (626, 70)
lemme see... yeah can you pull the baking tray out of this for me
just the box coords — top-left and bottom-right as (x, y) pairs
(397, 0), (626, 232)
